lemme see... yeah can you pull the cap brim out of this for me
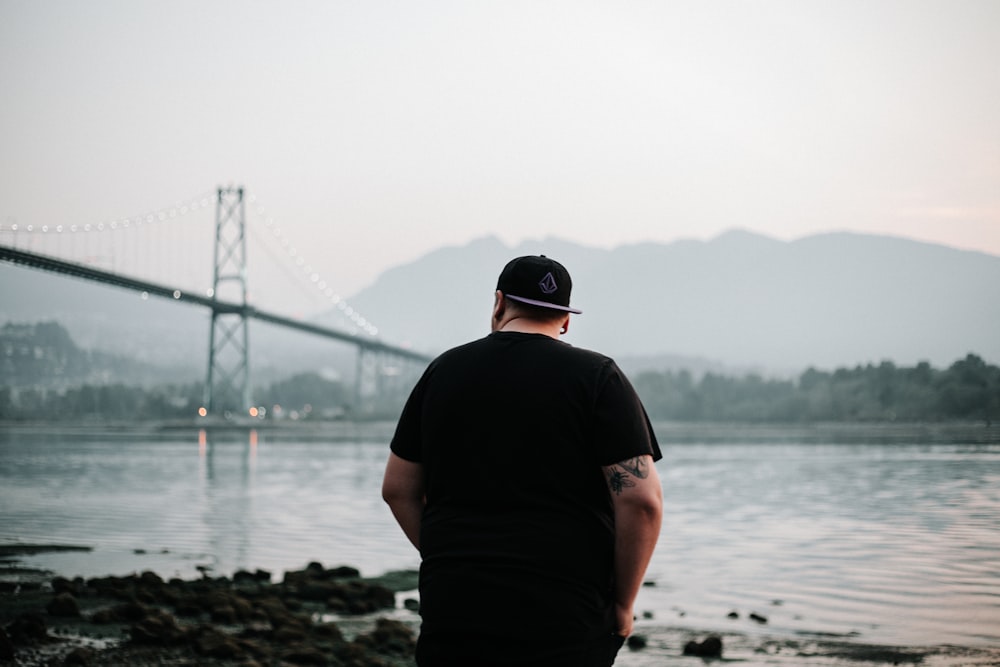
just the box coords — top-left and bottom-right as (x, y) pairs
(506, 294), (582, 314)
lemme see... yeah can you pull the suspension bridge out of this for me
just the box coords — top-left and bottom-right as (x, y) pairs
(0, 186), (432, 418)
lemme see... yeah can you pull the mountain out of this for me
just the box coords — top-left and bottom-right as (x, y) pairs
(3, 230), (998, 376)
(342, 230), (1000, 372)
(0, 261), (209, 375)
(0, 321), (194, 388)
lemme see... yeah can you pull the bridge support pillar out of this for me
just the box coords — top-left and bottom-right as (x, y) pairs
(204, 186), (252, 417)
(355, 347), (375, 415)
(354, 347), (419, 416)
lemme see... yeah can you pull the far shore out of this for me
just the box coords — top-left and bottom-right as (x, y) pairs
(1, 418), (997, 445)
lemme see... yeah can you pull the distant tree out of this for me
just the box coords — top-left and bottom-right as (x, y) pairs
(4, 348), (997, 424)
(630, 354), (999, 424)
(936, 354), (1000, 421)
(0, 387), (12, 420)
(257, 372), (351, 418)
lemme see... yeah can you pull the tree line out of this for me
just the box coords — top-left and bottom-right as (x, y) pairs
(0, 372), (362, 422)
(2, 354), (997, 424)
(631, 354), (1000, 423)
(3, 320), (998, 423)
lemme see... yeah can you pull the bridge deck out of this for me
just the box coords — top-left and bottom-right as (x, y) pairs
(0, 244), (431, 363)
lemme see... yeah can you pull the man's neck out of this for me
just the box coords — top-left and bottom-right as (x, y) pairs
(496, 317), (562, 339)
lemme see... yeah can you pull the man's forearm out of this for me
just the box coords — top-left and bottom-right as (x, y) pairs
(382, 453), (426, 551)
(613, 498), (662, 610)
(604, 455), (663, 616)
(387, 497), (423, 550)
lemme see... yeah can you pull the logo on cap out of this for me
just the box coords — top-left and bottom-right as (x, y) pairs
(538, 272), (558, 295)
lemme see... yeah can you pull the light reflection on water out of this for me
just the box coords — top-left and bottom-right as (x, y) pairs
(1, 425), (998, 648)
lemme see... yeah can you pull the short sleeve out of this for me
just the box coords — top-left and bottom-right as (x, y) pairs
(591, 361), (662, 466)
(389, 368), (429, 462)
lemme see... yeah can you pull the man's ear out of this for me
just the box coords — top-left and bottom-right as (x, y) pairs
(492, 291), (505, 322)
(560, 315), (570, 335)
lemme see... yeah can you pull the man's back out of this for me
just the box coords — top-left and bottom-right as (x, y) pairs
(390, 331), (658, 664)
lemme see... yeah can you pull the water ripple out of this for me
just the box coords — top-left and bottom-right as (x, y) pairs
(1, 430), (998, 646)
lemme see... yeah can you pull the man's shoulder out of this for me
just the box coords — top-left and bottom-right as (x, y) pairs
(432, 335), (493, 360)
(429, 333), (616, 370)
(420, 336), (492, 375)
(558, 341), (614, 363)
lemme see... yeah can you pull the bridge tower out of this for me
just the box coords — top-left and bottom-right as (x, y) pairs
(203, 186), (252, 416)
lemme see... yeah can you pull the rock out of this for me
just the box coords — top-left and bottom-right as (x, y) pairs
(683, 635), (723, 658)
(367, 569), (419, 592)
(129, 610), (187, 646)
(749, 612), (768, 623)
(246, 607), (270, 625)
(274, 624), (308, 643)
(403, 598), (420, 612)
(0, 627), (14, 659)
(174, 596), (204, 618)
(201, 590), (248, 623)
(194, 626), (241, 658)
(352, 618), (416, 656)
(233, 569), (257, 584)
(298, 581), (341, 602)
(326, 565), (361, 579)
(139, 570), (164, 586)
(255, 597), (289, 624)
(86, 574), (138, 602)
(241, 621), (273, 638)
(112, 602), (149, 622)
(727, 610), (739, 619)
(281, 646), (329, 665)
(322, 580), (395, 614)
(199, 589), (233, 612)
(88, 609), (118, 624)
(626, 634), (647, 650)
(47, 592), (81, 617)
(155, 585), (182, 606)
(51, 576), (79, 596)
(210, 604), (238, 624)
(135, 588), (156, 604)
(284, 562), (359, 585)
(7, 613), (48, 643)
(313, 622), (343, 641)
(62, 646), (95, 665)
(231, 595), (254, 621)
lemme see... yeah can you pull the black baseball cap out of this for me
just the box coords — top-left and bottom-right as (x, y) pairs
(496, 255), (582, 314)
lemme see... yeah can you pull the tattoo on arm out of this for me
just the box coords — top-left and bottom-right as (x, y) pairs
(605, 456), (649, 495)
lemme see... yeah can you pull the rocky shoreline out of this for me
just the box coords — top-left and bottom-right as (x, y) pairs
(3, 548), (1000, 667)
(1, 557), (420, 667)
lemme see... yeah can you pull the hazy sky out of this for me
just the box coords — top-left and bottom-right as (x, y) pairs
(2, 0), (998, 303)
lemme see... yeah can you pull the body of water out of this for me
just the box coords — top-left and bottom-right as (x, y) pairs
(1, 423), (998, 649)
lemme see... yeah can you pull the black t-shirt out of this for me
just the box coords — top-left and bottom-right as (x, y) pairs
(390, 332), (661, 660)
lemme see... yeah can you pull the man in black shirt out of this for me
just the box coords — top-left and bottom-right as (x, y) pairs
(383, 255), (663, 666)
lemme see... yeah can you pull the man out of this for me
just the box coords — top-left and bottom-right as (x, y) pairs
(382, 255), (662, 667)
